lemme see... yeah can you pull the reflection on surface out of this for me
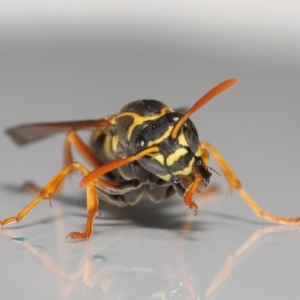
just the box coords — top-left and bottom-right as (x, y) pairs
(2, 218), (299, 300)
(2, 227), (199, 299)
(204, 226), (300, 299)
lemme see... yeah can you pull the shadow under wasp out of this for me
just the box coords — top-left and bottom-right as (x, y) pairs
(1, 79), (299, 240)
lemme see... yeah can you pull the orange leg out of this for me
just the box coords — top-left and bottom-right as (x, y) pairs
(0, 162), (100, 240)
(201, 141), (300, 225)
(196, 184), (220, 198)
(19, 132), (106, 195)
(63, 131), (118, 189)
(183, 174), (202, 214)
(63, 131), (102, 168)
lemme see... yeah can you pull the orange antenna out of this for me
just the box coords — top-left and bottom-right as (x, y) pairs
(170, 78), (239, 139)
(80, 146), (160, 187)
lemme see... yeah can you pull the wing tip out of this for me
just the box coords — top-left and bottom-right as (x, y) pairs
(5, 127), (29, 146)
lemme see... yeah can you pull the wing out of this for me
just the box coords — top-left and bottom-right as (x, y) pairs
(5, 118), (113, 146)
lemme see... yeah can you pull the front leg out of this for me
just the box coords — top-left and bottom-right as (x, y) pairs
(201, 141), (300, 225)
(1, 162), (101, 240)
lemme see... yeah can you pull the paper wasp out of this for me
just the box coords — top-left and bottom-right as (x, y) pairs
(1, 79), (300, 240)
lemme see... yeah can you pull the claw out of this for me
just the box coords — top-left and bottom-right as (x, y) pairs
(187, 201), (198, 216)
(66, 231), (91, 240)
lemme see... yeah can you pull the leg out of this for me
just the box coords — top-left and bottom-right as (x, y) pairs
(201, 141), (300, 225)
(0, 162), (100, 240)
(63, 131), (119, 188)
(63, 131), (102, 168)
(20, 131), (107, 196)
(67, 181), (99, 240)
(196, 184), (220, 198)
(183, 173), (202, 214)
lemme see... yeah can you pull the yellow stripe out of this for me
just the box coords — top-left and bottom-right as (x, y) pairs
(111, 135), (119, 153)
(104, 135), (115, 160)
(117, 107), (171, 141)
(156, 173), (171, 181)
(173, 157), (195, 176)
(177, 129), (189, 147)
(178, 130), (202, 157)
(147, 126), (173, 147)
(148, 152), (165, 165)
(195, 146), (202, 157)
(166, 148), (188, 166)
(144, 152), (170, 181)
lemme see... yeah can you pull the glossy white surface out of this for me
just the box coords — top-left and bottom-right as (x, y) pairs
(1, 2), (300, 300)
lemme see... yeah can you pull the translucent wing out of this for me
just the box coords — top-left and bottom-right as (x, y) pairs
(6, 118), (112, 146)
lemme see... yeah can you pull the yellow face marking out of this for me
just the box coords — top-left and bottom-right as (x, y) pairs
(147, 126), (173, 147)
(166, 148), (188, 166)
(173, 157), (195, 176)
(148, 152), (165, 165)
(195, 146), (202, 157)
(177, 129), (189, 147)
(178, 129), (202, 157)
(156, 173), (171, 181)
(117, 107), (172, 141)
(145, 152), (170, 181)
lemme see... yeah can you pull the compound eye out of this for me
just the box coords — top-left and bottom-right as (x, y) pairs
(136, 136), (146, 151)
(182, 119), (199, 153)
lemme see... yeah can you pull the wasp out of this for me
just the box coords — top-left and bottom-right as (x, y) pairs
(1, 79), (299, 239)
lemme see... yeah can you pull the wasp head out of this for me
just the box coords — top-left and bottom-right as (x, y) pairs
(135, 112), (211, 195)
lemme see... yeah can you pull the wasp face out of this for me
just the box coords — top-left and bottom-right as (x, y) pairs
(134, 112), (211, 195)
